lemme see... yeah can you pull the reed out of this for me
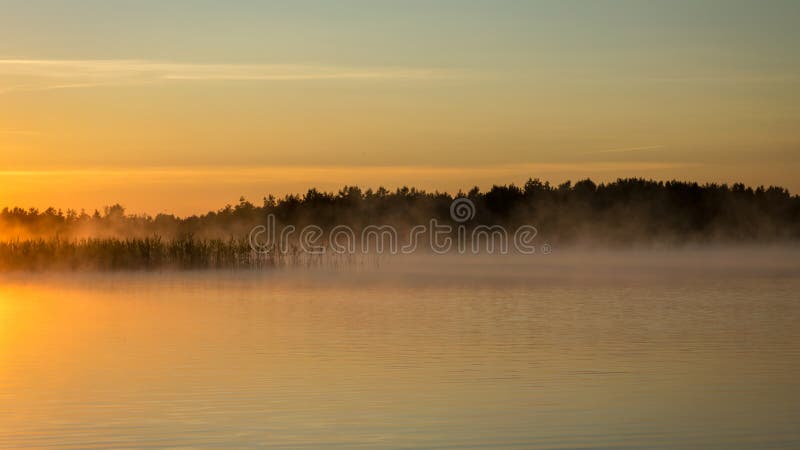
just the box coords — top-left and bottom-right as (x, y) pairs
(2, 178), (799, 272)
(0, 236), (281, 271)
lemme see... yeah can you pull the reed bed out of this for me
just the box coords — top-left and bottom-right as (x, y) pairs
(0, 237), (269, 271)
(0, 236), (373, 271)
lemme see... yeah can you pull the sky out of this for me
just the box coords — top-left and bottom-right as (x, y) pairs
(1, 0), (799, 215)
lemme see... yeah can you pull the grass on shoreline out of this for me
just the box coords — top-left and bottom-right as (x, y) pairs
(0, 236), (297, 271)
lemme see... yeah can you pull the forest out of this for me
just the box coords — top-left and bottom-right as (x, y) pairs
(1, 178), (798, 270)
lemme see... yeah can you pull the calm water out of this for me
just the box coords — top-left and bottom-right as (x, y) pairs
(1, 251), (799, 449)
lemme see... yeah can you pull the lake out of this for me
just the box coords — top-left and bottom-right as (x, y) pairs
(1, 249), (799, 449)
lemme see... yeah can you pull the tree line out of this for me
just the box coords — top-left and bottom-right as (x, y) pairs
(2, 178), (799, 245)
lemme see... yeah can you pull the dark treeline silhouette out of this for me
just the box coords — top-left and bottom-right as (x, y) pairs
(3, 177), (799, 270)
(3, 178), (800, 244)
(0, 179), (800, 270)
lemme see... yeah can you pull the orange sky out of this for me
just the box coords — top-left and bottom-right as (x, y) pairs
(1, 1), (798, 215)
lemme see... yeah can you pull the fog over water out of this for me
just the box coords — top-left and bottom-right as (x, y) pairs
(1, 247), (798, 448)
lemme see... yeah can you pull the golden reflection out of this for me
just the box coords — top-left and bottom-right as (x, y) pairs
(0, 271), (799, 448)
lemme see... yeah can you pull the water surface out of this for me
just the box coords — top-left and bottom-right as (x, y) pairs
(1, 251), (799, 449)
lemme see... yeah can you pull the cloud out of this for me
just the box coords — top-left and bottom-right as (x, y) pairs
(584, 145), (665, 154)
(645, 75), (798, 84)
(0, 59), (459, 94)
(0, 130), (40, 135)
(0, 162), (699, 180)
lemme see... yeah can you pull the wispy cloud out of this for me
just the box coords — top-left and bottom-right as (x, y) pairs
(645, 75), (798, 84)
(585, 145), (665, 154)
(0, 59), (459, 94)
(0, 129), (40, 135)
(0, 162), (699, 179)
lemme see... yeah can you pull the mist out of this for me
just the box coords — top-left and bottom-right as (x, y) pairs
(1, 178), (799, 271)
